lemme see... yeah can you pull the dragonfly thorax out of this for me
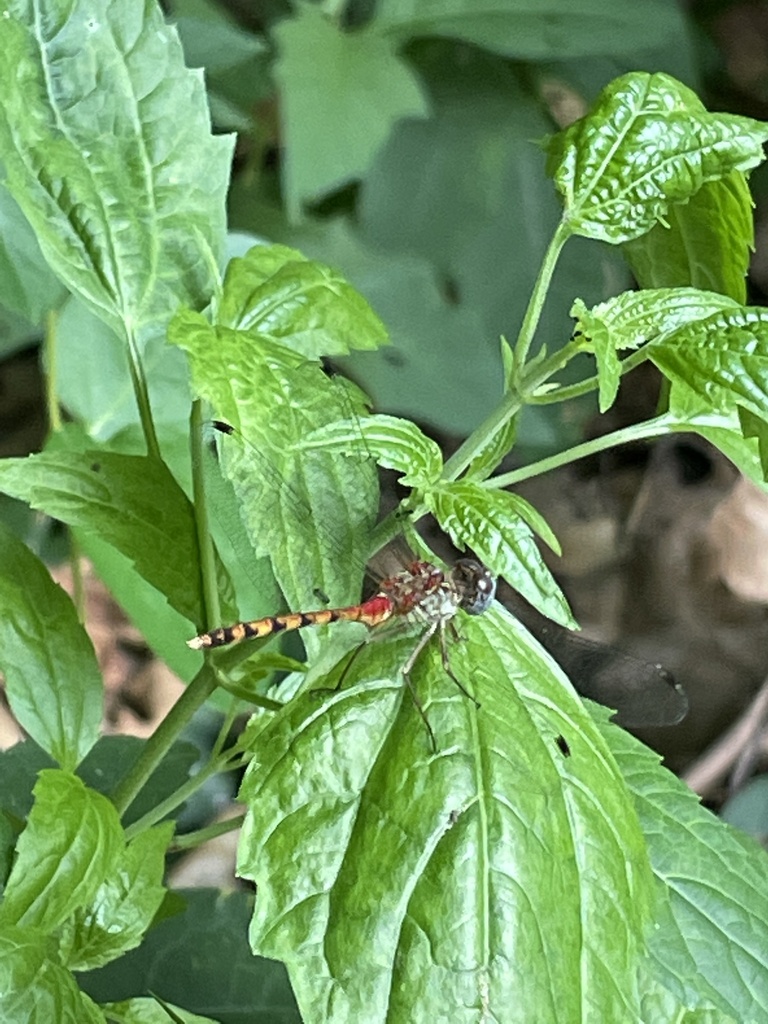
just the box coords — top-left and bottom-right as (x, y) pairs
(380, 561), (447, 616)
(380, 559), (496, 622)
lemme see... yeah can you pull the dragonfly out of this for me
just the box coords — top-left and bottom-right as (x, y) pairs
(188, 556), (497, 750)
(193, 419), (688, 742)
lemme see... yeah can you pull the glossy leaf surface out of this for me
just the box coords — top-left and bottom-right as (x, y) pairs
(0, 0), (233, 343)
(238, 608), (652, 1023)
(0, 523), (102, 770)
(607, 721), (768, 1021)
(216, 244), (387, 356)
(0, 448), (206, 625)
(0, 927), (105, 1024)
(60, 823), (172, 971)
(428, 482), (575, 627)
(573, 288), (742, 412)
(622, 173), (754, 302)
(649, 307), (768, 425)
(546, 72), (768, 244)
(301, 414), (445, 490)
(0, 772), (122, 932)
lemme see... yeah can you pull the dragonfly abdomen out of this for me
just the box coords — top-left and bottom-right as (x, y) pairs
(187, 594), (394, 650)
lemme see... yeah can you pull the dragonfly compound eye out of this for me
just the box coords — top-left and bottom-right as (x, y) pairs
(453, 559), (497, 616)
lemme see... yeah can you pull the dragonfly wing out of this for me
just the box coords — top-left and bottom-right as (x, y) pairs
(505, 591), (689, 728)
(537, 630), (689, 727)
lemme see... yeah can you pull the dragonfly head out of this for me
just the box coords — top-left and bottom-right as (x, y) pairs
(452, 559), (496, 616)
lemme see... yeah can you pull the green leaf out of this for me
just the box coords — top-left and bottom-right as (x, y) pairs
(571, 287), (742, 413)
(0, 181), (67, 323)
(574, 304), (621, 412)
(169, 313), (378, 621)
(60, 822), (172, 971)
(0, 926), (106, 1023)
(427, 482), (575, 627)
(376, 0), (688, 60)
(606, 722), (768, 1021)
(216, 244), (388, 356)
(0, 522), (102, 770)
(238, 608), (653, 1022)
(0, 448), (204, 625)
(623, 173), (755, 303)
(573, 289), (742, 352)
(0, 771), (123, 931)
(0, 0), (233, 343)
(75, 532), (203, 683)
(638, 963), (737, 1023)
(172, 0), (264, 76)
(737, 407), (768, 480)
(0, 812), (15, 891)
(545, 72), (768, 244)
(648, 306), (768, 424)
(272, 4), (428, 219)
(301, 413), (444, 489)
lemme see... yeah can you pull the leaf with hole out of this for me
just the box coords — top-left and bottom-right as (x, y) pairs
(238, 608), (652, 1022)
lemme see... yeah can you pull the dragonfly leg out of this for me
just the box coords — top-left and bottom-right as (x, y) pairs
(310, 642), (366, 698)
(331, 642), (366, 692)
(401, 670), (437, 753)
(439, 622), (480, 708)
(448, 620), (466, 645)
(401, 621), (439, 752)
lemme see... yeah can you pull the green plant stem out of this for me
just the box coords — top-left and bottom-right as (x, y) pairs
(211, 698), (241, 759)
(43, 311), (62, 432)
(489, 414), (674, 488)
(529, 346), (650, 405)
(125, 326), (161, 459)
(123, 745), (238, 841)
(367, 340), (585, 556)
(442, 337), (581, 485)
(113, 404), (234, 820)
(170, 812), (246, 852)
(513, 217), (571, 370)
(112, 663), (219, 818)
(190, 399), (221, 631)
